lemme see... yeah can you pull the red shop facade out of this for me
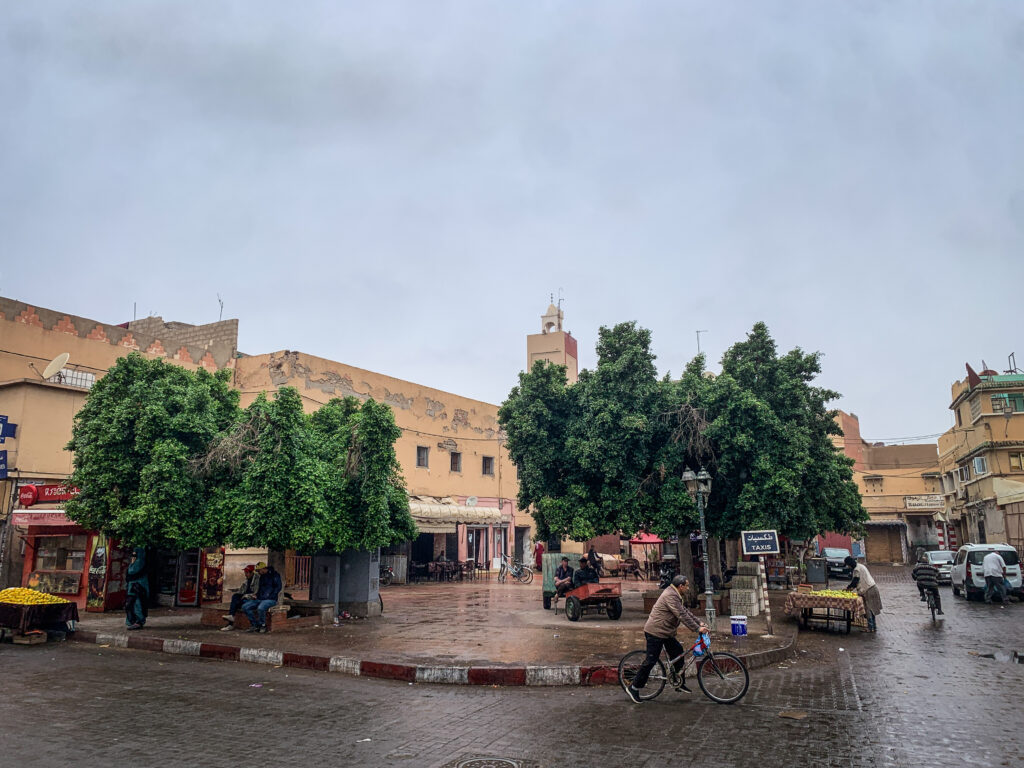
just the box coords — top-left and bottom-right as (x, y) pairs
(12, 483), (226, 611)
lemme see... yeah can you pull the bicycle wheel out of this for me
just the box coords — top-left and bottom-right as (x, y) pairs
(696, 652), (749, 704)
(516, 567), (534, 584)
(929, 594), (936, 623)
(618, 650), (667, 701)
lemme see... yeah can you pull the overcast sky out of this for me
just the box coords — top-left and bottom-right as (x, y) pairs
(2, 2), (1023, 443)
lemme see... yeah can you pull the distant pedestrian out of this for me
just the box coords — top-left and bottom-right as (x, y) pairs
(982, 551), (1008, 605)
(588, 545), (602, 575)
(124, 548), (149, 631)
(844, 556), (882, 632)
(534, 541), (544, 570)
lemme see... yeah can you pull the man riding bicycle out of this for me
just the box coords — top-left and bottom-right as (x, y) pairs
(912, 556), (943, 615)
(625, 574), (708, 704)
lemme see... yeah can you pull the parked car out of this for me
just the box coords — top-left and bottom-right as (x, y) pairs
(913, 550), (955, 584)
(822, 547), (853, 578)
(950, 543), (1022, 600)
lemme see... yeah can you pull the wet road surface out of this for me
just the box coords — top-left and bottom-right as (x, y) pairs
(2, 570), (1020, 768)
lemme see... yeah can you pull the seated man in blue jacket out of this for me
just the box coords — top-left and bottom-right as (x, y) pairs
(242, 561), (282, 633)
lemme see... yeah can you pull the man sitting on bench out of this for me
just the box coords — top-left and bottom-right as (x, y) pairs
(572, 557), (600, 589)
(554, 556), (575, 596)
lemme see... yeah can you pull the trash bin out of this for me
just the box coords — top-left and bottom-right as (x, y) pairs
(806, 557), (827, 584)
(730, 615), (747, 636)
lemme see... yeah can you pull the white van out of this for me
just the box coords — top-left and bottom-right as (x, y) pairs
(950, 543), (1022, 600)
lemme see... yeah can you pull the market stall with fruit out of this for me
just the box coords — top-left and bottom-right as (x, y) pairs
(0, 587), (80, 641)
(783, 589), (864, 634)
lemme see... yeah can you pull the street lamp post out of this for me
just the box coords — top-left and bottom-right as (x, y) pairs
(683, 467), (715, 630)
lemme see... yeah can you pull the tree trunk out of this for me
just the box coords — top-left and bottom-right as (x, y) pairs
(709, 537), (724, 585)
(675, 530), (695, 597)
(725, 538), (739, 570)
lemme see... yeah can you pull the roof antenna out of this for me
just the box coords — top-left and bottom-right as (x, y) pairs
(696, 330), (708, 355)
(1007, 353), (1021, 375)
(217, 294), (224, 322)
(557, 287), (563, 311)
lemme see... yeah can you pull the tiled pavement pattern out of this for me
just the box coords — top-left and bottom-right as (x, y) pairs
(2, 568), (1020, 768)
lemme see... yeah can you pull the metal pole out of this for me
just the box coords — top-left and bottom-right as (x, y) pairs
(698, 490), (715, 629)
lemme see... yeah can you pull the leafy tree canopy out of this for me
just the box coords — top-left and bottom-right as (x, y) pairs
(499, 322), (866, 543)
(66, 355), (415, 552)
(65, 354), (239, 549)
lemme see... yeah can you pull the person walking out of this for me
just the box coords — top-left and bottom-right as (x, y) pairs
(124, 548), (149, 631)
(242, 561), (282, 633)
(534, 541), (545, 571)
(982, 550), (1009, 605)
(624, 575), (707, 704)
(844, 556), (882, 632)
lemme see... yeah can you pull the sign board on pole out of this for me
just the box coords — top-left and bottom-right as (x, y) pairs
(740, 529), (780, 556)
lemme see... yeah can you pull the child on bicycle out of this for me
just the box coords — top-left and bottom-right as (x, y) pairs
(911, 556), (943, 615)
(625, 574), (708, 703)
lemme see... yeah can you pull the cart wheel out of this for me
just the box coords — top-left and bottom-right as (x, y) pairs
(543, 594), (552, 610)
(565, 596), (582, 621)
(606, 598), (623, 620)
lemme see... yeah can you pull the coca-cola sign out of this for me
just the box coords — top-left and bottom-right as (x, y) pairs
(18, 484), (80, 507)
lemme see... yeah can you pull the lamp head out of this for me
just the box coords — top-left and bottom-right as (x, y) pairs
(681, 469), (697, 496)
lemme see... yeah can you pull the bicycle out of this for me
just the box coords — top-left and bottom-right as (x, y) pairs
(925, 589), (938, 623)
(497, 553), (534, 584)
(618, 633), (749, 705)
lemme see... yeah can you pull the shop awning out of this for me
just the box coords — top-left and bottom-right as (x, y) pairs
(994, 477), (1024, 506)
(629, 533), (664, 545)
(408, 501), (504, 534)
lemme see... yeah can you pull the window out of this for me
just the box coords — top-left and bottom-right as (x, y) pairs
(450, 452), (462, 472)
(972, 457), (989, 476)
(992, 393), (1024, 413)
(482, 456), (495, 476)
(956, 407), (962, 427)
(957, 465), (970, 483)
(416, 446), (429, 468)
(34, 535), (88, 572)
(969, 396), (982, 421)
(1010, 452), (1024, 471)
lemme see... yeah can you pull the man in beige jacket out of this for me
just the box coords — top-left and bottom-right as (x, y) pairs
(625, 575), (707, 703)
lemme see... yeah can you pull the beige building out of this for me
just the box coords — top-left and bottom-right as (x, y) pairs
(938, 364), (1024, 555)
(830, 411), (943, 563)
(232, 349), (529, 581)
(0, 297), (238, 607)
(0, 296), (532, 601)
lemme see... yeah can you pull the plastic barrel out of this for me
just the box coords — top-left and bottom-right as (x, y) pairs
(730, 615), (748, 636)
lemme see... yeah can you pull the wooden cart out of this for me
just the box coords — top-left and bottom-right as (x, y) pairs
(560, 581), (623, 622)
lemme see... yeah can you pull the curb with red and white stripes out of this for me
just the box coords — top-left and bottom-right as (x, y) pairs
(68, 629), (795, 686)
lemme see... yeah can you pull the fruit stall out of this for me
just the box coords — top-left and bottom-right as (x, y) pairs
(0, 587), (80, 643)
(782, 589), (864, 634)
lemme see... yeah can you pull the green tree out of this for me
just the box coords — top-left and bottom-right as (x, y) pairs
(64, 354), (240, 548)
(499, 321), (866, 547)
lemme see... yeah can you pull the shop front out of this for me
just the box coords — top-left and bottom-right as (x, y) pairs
(154, 547), (226, 607)
(11, 506), (129, 613)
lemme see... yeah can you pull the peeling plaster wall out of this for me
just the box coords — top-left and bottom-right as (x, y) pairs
(234, 351), (522, 516)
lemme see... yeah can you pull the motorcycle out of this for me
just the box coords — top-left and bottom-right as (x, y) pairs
(658, 562), (677, 589)
(379, 562), (394, 587)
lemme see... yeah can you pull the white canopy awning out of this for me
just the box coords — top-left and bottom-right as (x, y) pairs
(409, 500), (505, 534)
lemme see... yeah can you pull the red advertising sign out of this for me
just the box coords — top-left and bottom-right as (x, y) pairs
(10, 511), (73, 526)
(18, 484), (80, 507)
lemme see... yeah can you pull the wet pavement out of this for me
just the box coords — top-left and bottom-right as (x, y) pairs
(2, 567), (1021, 767)
(74, 577), (792, 667)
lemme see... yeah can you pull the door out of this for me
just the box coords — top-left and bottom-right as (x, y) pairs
(865, 528), (895, 563)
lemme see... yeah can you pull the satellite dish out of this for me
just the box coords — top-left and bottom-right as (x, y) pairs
(42, 353), (71, 380)
(466, 496), (478, 507)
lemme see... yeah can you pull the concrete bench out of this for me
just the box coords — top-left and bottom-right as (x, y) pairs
(200, 600), (334, 633)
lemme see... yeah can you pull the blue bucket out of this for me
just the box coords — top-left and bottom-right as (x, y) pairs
(730, 615), (748, 636)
